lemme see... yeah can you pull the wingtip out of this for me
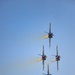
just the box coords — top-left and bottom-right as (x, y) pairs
(56, 44), (58, 46)
(57, 69), (58, 72)
(48, 47), (50, 50)
(49, 46), (51, 49)
(43, 44), (44, 47)
(50, 22), (51, 25)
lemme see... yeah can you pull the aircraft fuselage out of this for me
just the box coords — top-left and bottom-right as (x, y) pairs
(56, 55), (60, 61)
(48, 33), (53, 38)
(42, 55), (47, 60)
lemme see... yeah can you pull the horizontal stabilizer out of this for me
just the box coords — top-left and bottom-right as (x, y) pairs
(38, 54), (42, 56)
(44, 31), (48, 33)
(42, 73), (46, 75)
(51, 54), (56, 56)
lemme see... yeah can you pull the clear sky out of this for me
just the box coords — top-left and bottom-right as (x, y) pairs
(0, 0), (75, 75)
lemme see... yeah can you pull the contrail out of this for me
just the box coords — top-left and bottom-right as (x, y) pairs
(0, 57), (41, 75)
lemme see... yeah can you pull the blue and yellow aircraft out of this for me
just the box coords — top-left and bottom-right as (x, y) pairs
(38, 45), (47, 70)
(52, 45), (60, 71)
(42, 64), (52, 75)
(44, 23), (54, 49)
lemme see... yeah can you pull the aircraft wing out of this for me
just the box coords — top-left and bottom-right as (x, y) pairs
(57, 61), (59, 71)
(42, 60), (44, 71)
(56, 45), (58, 56)
(49, 38), (51, 48)
(42, 45), (44, 55)
(49, 23), (51, 33)
(47, 64), (50, 74)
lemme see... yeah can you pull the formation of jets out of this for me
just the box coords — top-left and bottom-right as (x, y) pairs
(37, 22), (61, 75)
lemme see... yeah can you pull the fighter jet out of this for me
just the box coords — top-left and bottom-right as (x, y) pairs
(44, 23), (53, 48)
(38, 45), (47, 70)
(52, 45), (60, 71)
(42, 64), (52, 75)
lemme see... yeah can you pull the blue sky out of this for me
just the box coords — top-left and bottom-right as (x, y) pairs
(0, 0), (75, 75)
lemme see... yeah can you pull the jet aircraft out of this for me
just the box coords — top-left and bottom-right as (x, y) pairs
(38, 45), (47, 70)
(42, 64), (52, 75)
(44, 23), (53, 48)
(52, 45), (60, 71)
